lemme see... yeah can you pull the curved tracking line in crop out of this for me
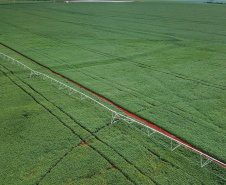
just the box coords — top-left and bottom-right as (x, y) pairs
(0, 42), (225, 168)
(0, 65), (138, 185)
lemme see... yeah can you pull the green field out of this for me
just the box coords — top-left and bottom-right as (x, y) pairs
(1, 46), (226, 184)
(0, 1), (226, 184)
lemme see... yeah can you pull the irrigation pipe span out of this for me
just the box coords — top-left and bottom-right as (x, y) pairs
(0, 51), (225, 168)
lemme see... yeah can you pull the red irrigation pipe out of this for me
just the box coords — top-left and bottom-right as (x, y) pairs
(1, 42), (225, 168)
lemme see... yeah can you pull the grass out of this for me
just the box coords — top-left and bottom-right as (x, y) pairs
(0, 1), (225, 162)
(0, 1), (226, 184)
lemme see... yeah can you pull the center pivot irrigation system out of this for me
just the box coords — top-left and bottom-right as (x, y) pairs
(0, 51), (225, 168)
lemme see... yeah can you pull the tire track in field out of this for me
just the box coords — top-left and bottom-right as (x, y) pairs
(0, 66), (137, 185)
(12, 6), (226, 51)
(1, 42), (226, 167)
(83, 70), (226, 140)
(1, 58), (224, 185)
(1, 18), (226, 162)
(0, 20), (74, 70)
(78, 69), (212, 126)
(1, 63), (158, 184)
(1, 64), (152, 185)
(0, 67), (84, 184)
(36, 142), (81, 185)
(13, 8), (186, 46)
(20, 17), (226, 91)
(2, 17), (225, 91)
(20, 5), (226, 39)
(75, 44), (226, 90)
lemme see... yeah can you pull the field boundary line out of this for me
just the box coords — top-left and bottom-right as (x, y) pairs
(1, 51), (225, 168)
